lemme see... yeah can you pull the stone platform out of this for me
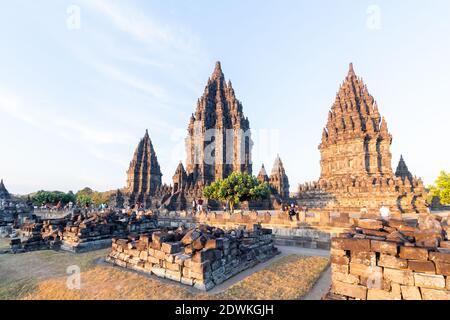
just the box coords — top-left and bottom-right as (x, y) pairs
(106, 224), (279, 291)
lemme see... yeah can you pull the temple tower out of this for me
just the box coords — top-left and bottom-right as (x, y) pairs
(395, 155), (413, 184)
(185, 61), (252, 186)
(0, 179), (10, 200)
(257, 164), (269, 183)
(319, 63), (393, 181)
(126, 130), (162, 196)
(269, 155), (290, 199)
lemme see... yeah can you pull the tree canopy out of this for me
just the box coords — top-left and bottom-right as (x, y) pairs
(203, 172), (271, 212)
(428, 171), (450, 205)
(31, 190), (76, 206)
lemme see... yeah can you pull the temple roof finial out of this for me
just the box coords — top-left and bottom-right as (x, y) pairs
(348, 63), (356, 77)
(211, 61), (224, 80)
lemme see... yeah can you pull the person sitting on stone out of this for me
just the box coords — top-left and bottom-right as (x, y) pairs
(288, 203), (297, 221)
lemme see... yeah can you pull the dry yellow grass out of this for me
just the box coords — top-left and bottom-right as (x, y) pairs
(19, 254), (328, 300)
(0, 238), (9, 250)
(216, 255), (329, 300)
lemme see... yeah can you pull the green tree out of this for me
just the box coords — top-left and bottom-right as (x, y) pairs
(31, 190), (75, 206)
(428, 171), (450, 205)
(76, 188), (94, 207)
(203, 172), (271, 213)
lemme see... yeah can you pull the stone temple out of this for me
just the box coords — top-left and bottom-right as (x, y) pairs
(115, 62), (288, 210)
(297, 63), (427, 215)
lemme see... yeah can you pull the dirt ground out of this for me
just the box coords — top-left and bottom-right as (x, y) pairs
(0, 238), (9, 250)
(0, 249), (328, 300)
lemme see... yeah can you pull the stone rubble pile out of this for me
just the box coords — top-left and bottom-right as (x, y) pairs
(327, 215), (450, 300)
(106, 224), (279, 291)
(9, 210), (159, 253)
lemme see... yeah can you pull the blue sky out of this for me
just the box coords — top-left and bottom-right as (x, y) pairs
(0, 0), (449, 194)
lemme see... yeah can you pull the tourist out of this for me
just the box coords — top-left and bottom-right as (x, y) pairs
(192, 199), (197, 214)
(197, 198), (204, 212)
(380, 204), (390, 220)
(288, 203), (297, 221)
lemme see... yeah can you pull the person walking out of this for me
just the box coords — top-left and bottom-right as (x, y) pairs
(192, 199), (197, 214)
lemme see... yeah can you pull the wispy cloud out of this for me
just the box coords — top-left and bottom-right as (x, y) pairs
(0, 88), (132, 146)
(92, 61), (167, 100)
(82, 0), (202, 55)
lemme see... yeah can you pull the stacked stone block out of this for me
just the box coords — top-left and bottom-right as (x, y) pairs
(328, 218), (450, 300)
(106, 224), (279, 291)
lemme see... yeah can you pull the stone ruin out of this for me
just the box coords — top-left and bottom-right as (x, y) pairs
(111, 62), (290, 212)
(326, 215), (450, 300)
(297, 64), (428, 216)
(106, 224), (279, 291)
(9, 209), (158, 253)
(0, 179), (34, 237)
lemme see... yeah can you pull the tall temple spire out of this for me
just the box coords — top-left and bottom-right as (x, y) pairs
(257, 164), (269, 183)
(0, 178), (10, 200)
(126, 130), (162, 195)
(395, 155), (413, 183)
(269, 155), (290, 199)
(211, 61), (224, 81)
(186, 61), (252, 185)
(348, 62), (356, 77)
(320, 63), (394, 179)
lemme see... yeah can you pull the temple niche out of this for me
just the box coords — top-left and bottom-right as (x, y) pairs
(298, 63), (427, 215)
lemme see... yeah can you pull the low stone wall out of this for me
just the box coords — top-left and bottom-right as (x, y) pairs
(106, 224), (279, 291)
(327, 218), (450, 300)
(157, 213), (348, 250)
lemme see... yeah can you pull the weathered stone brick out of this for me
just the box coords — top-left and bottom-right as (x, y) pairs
(165, 270), (182, 282)
(331, 256), (350, 265)
(165, 262), (181, 272)
(414, 273), (446, 289)
(378, 254), (408, 269)
(421, 288), (450, 300)
(332, 280), (367, 300)
(161, 242), (182, 254)
(357, 219), (383, 230)
(330, 248), (347, 257)
(332, 238), (370, 252)
(383, 268), (414, 286)
(371, 240), (398, 255)
(332, 271), (359, 285)
(446, 276), (450, 290)
(350, 263), (382, 278)
(408, 260), (436, 274)
(367, 288), (400, 300)
(154, 249), (166, 260)
(360, 277), (390, 291)
(181, 277), (194, 286)
(332, 263), (349, 274)
(434, 262), (450, 276)
(400, 285), (422, 300)
(429, 252), (450, 264)
(351, 251), (376, 266)
(151, 266), (166, 278)
(399, 247), (429, 260)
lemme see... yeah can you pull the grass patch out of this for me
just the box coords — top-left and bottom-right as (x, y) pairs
(215, 255), (329, 300)
(17, 254), (328, 300)
(0, 249), (109, 300)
